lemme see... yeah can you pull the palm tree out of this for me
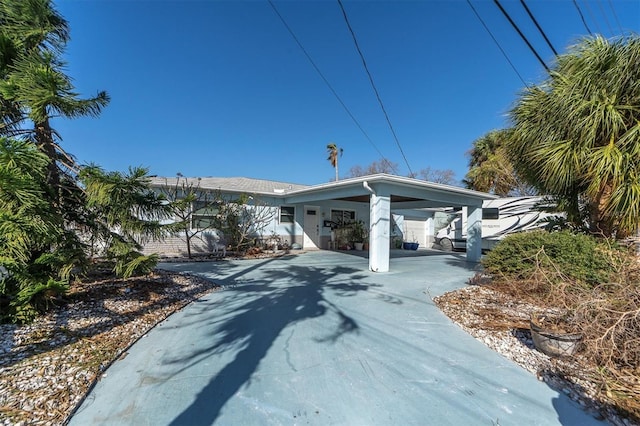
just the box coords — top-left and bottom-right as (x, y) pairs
(0, 137), (59, 265)
(326, 142), (343, 182)
(0, 0), (68, 138)
(0, 1), (169, 323)
(508, 35), (640, 237)
(0, 0), (109, 201)
(0, 137), (69, 322)
(6, 53), (109, 189)
(464, 129), (535, 196)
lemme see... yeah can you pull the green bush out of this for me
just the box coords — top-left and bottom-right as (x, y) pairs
(1, 278), (69, 324)
(107, 240), (158, 278)
(482, 230), (617, 285)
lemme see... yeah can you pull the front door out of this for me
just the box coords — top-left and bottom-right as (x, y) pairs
(303, 206), (320, 249)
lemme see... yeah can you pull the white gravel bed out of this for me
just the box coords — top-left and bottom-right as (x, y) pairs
(0, 270), (220, 425)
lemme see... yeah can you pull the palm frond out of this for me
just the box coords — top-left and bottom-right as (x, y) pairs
(509, 35), (640, 236)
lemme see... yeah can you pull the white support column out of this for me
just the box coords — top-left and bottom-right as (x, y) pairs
(466, 203), (483, 262)
(369, 191), (391, 272)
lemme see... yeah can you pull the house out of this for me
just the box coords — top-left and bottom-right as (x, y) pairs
(145, 174), (496, 272)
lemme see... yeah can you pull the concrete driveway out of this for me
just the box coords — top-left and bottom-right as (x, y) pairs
(70, 250), (602, 425)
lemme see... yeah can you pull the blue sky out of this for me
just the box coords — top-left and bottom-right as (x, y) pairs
(53, 0), (640, 185)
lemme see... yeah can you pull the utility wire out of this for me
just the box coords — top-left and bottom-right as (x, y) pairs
(466, 0), (528, 87)
(607, 0), (625, 35)
(519, 0), (558, 56)
(573, 0), (593, 35)
(336, 0), (414, 177)
(493, 0), (549, 72)
(267, 0), (399, 174)
(582, 0), (603, 34)
(596, 0), (615, 36)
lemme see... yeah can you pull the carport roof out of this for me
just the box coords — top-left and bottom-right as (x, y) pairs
(282, 174), (497, 208)
(150, 174), (497, 208)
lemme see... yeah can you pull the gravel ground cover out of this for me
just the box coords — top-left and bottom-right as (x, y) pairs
(0, 270), (220, 425)
(0, 259), (637, 425)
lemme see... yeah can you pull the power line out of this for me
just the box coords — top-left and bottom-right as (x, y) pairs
(519, 0), (558, 56)
(267, 0), (399, 174)
(573, 0), (593, 35)
(596, 0), (615, 36)
(493, 0), (549, 72)
(607, 0), (625, 35)
(466, 0), (528, 87)
(583, 0), (604, 34)
(336, 0), (414, 177)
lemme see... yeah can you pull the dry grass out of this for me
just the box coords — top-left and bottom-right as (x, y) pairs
(481, 248), (640, 422)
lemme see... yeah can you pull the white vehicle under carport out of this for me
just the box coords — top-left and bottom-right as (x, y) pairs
(435, 197), (554, 251)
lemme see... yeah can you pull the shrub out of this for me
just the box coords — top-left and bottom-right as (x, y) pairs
(0, 142), (168, 324)
(482, 230), (618, 286)
(107, 240), (158, 278)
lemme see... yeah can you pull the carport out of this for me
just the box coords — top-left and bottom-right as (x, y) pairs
(281, 174), (497, 272)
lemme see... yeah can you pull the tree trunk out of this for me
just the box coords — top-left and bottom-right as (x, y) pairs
(184, 228), (192, 259)
(590, 183), (615, 238)
(35, 119), (61, 208)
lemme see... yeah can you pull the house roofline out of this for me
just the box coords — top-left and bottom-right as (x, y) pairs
(149, 174), (497, 202)
(288, 173), (497, 200)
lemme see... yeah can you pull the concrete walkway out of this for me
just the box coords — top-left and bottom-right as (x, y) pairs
(70, 250), (602, 425)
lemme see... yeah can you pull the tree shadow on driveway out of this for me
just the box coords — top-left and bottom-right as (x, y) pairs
(156, 258), (379, 425)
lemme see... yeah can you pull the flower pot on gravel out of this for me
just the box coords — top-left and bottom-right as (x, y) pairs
(530, 314), (582, 357)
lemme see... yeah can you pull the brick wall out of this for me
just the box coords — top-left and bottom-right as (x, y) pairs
(143, 232), (304, 257)
(142, 233), (223, 257)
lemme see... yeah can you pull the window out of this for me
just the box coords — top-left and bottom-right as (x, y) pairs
(280, 206), (295, 223)
(331, 209), (356, 226)
(191, 200), (219, 229)
(482, 208), (499, 220)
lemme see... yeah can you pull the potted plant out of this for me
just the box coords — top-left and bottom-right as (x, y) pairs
(402, 231), (419, 250)
(349, 220), (367, 251)
(402, 238), (419, 250)
(392, 236), (403, 249)
(332, 224), (351, 250)
(530, 312), (582, 357)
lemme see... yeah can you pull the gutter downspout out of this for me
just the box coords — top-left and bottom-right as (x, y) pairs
(363, 181), (375, 194)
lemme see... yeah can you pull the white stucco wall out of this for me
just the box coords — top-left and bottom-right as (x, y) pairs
(393, 211), (436, 249)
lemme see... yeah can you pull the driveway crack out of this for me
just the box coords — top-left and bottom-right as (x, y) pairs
(284, 328), (297, 372)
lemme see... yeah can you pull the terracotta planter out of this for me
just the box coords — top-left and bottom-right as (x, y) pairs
(530, 315), (582, 357)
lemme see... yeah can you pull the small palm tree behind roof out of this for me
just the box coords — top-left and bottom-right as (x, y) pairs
(326, 142), (343, 182)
